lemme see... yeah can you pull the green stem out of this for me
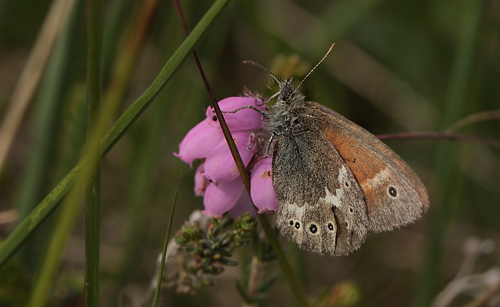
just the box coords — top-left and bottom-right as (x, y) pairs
(258, 215), (309, 307)
(85, 0), (103, 305)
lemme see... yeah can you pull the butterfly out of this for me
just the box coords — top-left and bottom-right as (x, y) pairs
(247, 44), (429, 256)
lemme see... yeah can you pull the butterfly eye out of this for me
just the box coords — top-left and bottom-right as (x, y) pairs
(289, 220), (294, 226)
(309, 224), (318, 234)
(388, 186), (398, 197)
(328, 223), (334, 231)
(212, 115), (217, 121)
(295, 222), (301, 229)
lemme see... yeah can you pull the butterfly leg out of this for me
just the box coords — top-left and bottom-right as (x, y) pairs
(222, 105), (270, 118)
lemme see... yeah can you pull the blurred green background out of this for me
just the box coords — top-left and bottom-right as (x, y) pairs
(0, 0), (499, 306)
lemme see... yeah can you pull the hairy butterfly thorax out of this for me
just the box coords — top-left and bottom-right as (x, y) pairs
(267, 78), (308, 136)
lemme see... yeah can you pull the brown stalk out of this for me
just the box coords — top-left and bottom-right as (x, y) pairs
(377, 132), (500, 149)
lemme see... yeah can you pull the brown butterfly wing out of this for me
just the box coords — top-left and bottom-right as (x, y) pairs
(273, 121), (369, 256)
(307, 101), (430, 232)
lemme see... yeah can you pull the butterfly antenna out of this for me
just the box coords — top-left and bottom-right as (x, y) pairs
(243, 60), (283, 83)
(297, 43), (335, 90)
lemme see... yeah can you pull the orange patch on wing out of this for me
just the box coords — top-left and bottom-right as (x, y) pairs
(322, 126), (387, 210)
(322, 127), (386, 179)
(345, 159), (383, 211)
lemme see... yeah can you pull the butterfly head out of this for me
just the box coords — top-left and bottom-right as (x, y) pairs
(244, 43), (335, 107)
(276, 77), (305, 106)
(242, 61), (304, 106)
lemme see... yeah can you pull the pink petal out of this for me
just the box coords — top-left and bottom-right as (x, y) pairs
(250, 156), (279, 214)
(203, 177), (245, 218)
(174, 120), (223, 167)
(204, 131), (257, 183)
(206, 97), (266, 131)
(229, 191), (257, 219)
(194, 163), (209, 196)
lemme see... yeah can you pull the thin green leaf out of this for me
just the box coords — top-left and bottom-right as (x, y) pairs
(152, 174), (181, 307)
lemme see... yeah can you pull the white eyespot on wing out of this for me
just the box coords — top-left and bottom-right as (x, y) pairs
(277, 165), (370, 256)
(276, 202), (306, 245)
(277, 200), (339, 255)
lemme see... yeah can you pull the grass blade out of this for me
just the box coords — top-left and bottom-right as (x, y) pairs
(152, 175), (181, 307)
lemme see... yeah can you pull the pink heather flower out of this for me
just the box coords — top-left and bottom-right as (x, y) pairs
(174, 120), (222, 167)
(229, 191), (256, 219)
(203, 131), (257, 183)
(175, 96), (279, 218)
(203, 177), (246, 218)
(250, 156), (279, 213)
(206, 96), (266, 130)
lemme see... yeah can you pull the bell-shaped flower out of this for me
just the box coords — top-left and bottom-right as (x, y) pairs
(229, 191), (257, 219)
(203, 177), (245, 218)
(203, 131), (257, 184)
(250, 156), (279, 213)
(174, 120), (223, 167)
(206, 97), (266, 131)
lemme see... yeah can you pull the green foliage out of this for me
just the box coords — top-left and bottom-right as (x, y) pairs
(168, 212), (257, 293)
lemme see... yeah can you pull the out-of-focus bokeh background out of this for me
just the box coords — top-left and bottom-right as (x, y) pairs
(0, 0), (499, 306)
